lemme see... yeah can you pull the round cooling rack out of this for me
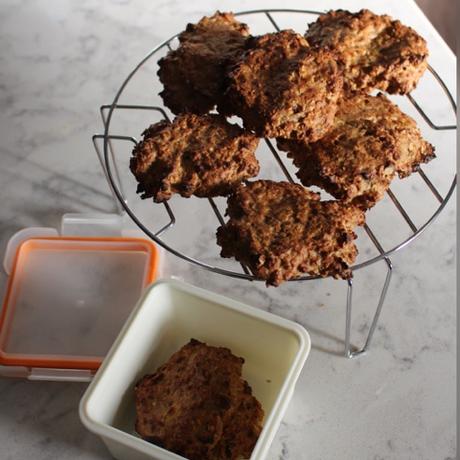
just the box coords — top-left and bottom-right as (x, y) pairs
(100, 8), (457, 283)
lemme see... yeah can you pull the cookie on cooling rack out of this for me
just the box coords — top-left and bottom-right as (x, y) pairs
(216, 180), (365, 286)
(135, 339), (263, 460)
(305, 9), (429, 94)
(219, 30), (343, 141)
(130, 114), (260, 202)
(157, 12), (250, 115)
(277, 93), (435, 209)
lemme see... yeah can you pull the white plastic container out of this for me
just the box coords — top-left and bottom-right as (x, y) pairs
(79, 279), (311, 460)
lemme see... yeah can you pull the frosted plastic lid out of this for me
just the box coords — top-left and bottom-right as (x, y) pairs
(0, 232), (158, 380)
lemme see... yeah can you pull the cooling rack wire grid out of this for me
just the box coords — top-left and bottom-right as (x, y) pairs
(92, 9), (456, 357)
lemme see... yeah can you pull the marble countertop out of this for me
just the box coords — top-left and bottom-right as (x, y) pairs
(0, 1), (456, 459)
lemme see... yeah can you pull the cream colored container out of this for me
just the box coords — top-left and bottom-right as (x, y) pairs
(79, 279), (311, 460)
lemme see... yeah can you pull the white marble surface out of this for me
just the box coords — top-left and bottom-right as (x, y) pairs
(0, 1), (456, 459)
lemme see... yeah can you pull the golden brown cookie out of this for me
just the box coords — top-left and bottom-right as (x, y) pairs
(216, 180), (365, 286)
(130, 113), (260, 202)
(135, 339), (263, 460)
(158, 12), (250, 114)
(305, 9), (428, 94)
(277, 93), (435, 208)
(220, 30), (343, 141)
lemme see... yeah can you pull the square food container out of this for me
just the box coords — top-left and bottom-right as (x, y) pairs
(0, 218), (159, 381)
(79, 279), (311, 460)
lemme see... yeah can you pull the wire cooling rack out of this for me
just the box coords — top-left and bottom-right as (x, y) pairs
(93, 9), (456, 357)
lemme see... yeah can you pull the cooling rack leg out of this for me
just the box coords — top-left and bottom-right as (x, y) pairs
(344, 279), (353, 358)
(344, 258), (393, 358)
(92, 134), (125, 215)
(93, 133), (138, 215)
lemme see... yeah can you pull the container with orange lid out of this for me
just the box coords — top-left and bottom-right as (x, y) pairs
(0, 213), (159, 382)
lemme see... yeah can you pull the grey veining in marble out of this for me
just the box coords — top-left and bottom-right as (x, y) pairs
(0, 1), (456, 460)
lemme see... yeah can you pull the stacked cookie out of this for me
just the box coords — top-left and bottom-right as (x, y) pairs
(130, 10), (434, 286)
(135, 339), (263, 460)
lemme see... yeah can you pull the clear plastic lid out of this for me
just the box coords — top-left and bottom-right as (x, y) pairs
(0, 214), (159, 381)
